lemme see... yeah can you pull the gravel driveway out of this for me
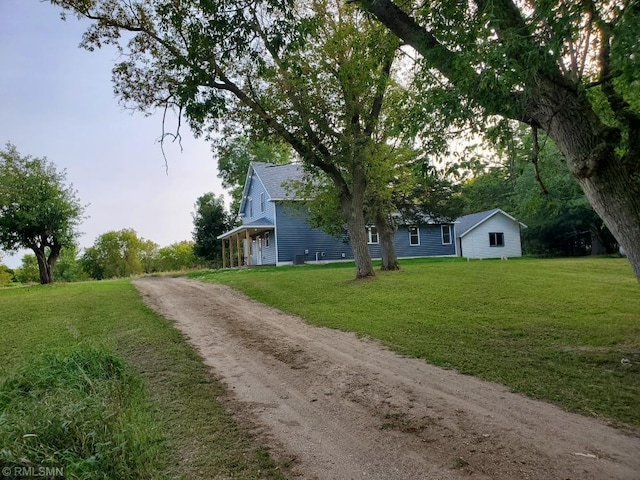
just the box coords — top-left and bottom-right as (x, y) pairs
(134, 277), (640, 480)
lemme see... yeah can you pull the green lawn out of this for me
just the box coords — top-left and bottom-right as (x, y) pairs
(0, 281), (286, 479)
(191, 257), (640, 428)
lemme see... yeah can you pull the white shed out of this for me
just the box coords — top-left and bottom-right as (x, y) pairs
(455, 209), (527, 259)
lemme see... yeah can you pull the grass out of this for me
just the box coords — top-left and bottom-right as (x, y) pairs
(0, 281), (287, 479)
(191, 256), (640, 428)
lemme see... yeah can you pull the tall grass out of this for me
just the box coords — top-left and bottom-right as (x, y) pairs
(0, 348), (163, 479)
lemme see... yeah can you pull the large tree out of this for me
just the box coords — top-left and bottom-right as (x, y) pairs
(192, 193), (229, 266)
(357, 0), (640, 278)
(52, 0), (404, 279)
(0, 143), (84, 284)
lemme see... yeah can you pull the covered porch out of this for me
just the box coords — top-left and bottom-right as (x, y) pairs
(217, 218), (275, 268)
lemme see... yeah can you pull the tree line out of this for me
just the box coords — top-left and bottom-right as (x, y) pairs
(0, 143), (230, 284)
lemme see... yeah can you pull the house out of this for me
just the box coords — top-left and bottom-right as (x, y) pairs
(455, 208), (527, 259)
(217, 162), (457, 267)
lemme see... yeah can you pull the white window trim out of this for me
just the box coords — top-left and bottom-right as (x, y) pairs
(441, 225), (452, 245)
(489, 232), (505, 247)
(367, 226), (379, 244)
(248, 198), (253, 217)
(265, 231), (270, 247)
(409, 226), (420, 246)
(260, 192), (265, 212)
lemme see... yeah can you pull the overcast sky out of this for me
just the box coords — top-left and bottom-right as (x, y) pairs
(0, 0), (229, 268)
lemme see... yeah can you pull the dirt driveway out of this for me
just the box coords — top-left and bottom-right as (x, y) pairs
(133, 277), (639, 480)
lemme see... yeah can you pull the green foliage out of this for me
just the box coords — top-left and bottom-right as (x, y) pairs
(0, 348), (164, 479)
(0, 143), (84, 283)
(0, 264), (15, 286)
(157, 241), (200, 271)
(192, 193), (230, 266)
(15, 254), (41, 284)
(193, 257), (640, 426)
(53, 243), (90, 282)
(81, 229), (158, 280)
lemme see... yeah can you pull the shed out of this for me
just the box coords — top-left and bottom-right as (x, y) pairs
(455, 208), (527, 259)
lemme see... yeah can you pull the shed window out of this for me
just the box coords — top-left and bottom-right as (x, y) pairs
(441, 225), (452, 245)
(367, 226), (379, 244)
(489, 232), (504, 247)
(265, 232), (270, 247)
(409, 226), (420, 246)
(260, 192), (265, 212)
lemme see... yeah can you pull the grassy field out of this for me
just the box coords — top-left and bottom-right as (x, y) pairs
(192, 257), (640, 428)
(0, 281), (286, 479)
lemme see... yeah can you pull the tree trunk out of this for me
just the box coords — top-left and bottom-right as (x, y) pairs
(374, 208), (400, 271)
(339, 164), (375, 279)
(528, 79), (640, 278)
(342, 199), (375, 278)
(577, 163), (640, 276)
(34, 248), (52, 284)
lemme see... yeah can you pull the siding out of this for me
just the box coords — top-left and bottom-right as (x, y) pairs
(275, 203), (353, 264)
(393, 225), (457, 258)
(274, 203), (456, 264)
(242, 171), (275, 223)
(460, 214), (522, 258)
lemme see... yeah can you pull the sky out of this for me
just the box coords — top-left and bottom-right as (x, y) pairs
(0, 0), (229, 268)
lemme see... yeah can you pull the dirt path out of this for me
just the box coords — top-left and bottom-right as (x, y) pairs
(133, 277), (639, 480)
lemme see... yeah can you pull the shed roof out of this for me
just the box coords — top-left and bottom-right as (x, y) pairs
(455, 208), (526, 238)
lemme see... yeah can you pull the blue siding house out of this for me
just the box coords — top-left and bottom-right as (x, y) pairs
(218, 162), (457, 267)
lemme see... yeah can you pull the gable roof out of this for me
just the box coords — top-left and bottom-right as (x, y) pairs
(239, 162), (305, 215)
(252, 162), (305, 199)
(455, 208), (527, 238)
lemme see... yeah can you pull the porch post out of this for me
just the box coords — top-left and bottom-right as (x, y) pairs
(222, 239), (226, 269)
(229, 238), (234, 267)
(236, 234), (242, 266)
(245, 229), (252, 266)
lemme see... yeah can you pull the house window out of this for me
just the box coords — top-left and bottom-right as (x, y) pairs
(248, 198), (253, 217)
(409, 226), (420, 246)
(265, 232), (270, 247)
(260, 192), (265, 212)
(367, 226), (379, 244)
(441, 225), (452, 245)
(489, 232), (504, 247)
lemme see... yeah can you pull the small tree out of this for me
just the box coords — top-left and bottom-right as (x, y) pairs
(157, 241), (200, 271)
(0, 143), (84, 284)
(192, 193), (229, 267)
(15, 254), (41, 284)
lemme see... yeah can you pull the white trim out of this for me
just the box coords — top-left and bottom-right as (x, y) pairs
(274, 203), (279, 265)
(366, 226), (379, 244)
(489, 231), (505, 247)
(441, 225), (452, 245)
(408, 226), (420, 246)
(458, 209), (527, 238)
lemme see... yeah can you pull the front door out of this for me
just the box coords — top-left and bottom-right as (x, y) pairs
(251, 236), (262, 265)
